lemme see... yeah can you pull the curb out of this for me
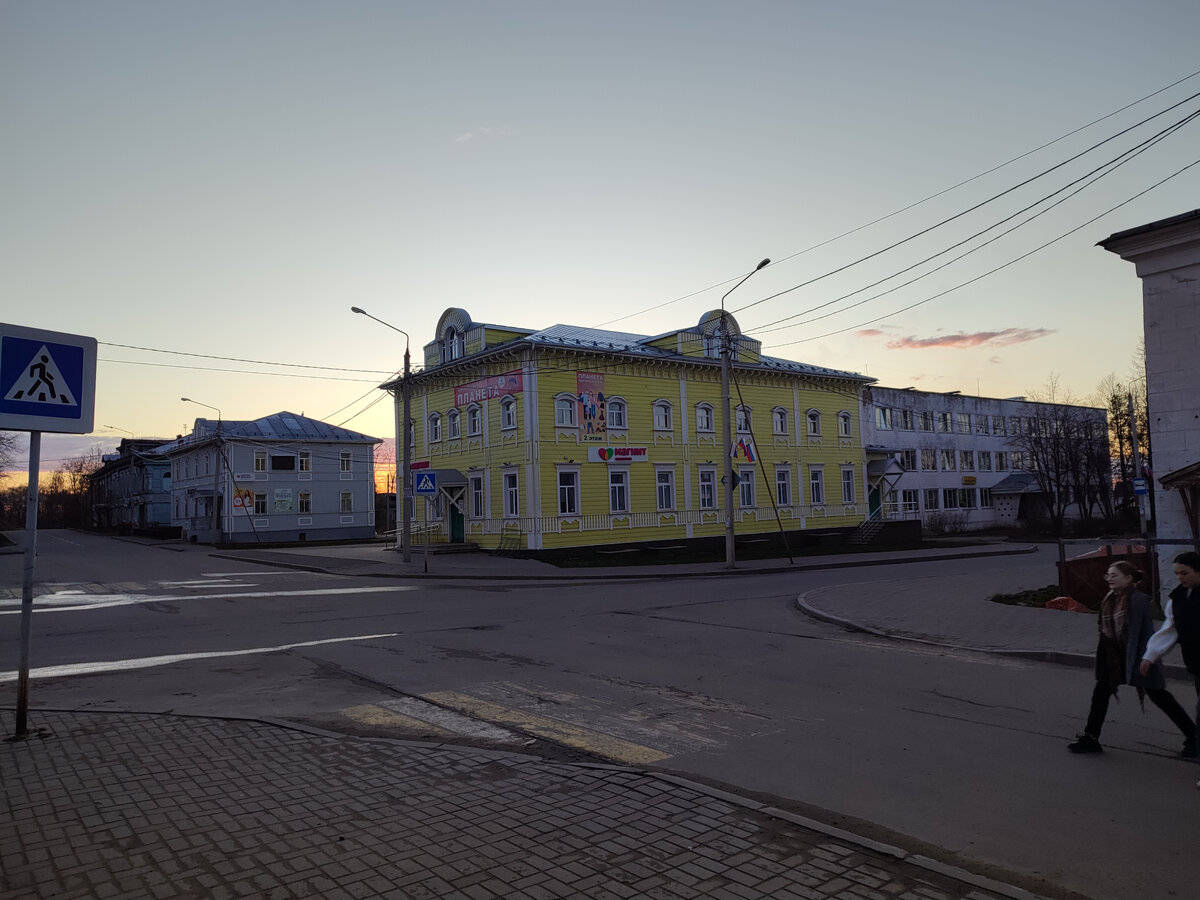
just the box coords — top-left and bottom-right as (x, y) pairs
(209, 543), (1040, 581)
(2, 705), (1054, 900)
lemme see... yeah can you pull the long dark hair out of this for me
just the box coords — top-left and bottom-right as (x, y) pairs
(1174, 551), (1200, 572)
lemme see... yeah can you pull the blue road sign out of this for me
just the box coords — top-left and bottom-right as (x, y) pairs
(414, 471), (438, 495)
(1132, 477), (1148, 495)
(0, 323), (97, 433)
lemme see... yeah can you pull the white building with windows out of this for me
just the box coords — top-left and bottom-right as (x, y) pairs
(159, 411), (381, 544)
(861, 386), (1108, 533)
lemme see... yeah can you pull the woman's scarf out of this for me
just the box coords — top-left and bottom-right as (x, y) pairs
(1098, 588), (1130, 694)
(1097, 586), (1145, 708)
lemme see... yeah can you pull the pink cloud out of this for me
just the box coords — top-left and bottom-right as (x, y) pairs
(864, 328), (1055, 350)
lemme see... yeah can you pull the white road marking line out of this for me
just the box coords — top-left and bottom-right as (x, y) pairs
(0, 585), (415, 615)
(0, 632), (401, 683)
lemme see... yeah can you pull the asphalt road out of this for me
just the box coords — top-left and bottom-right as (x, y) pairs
(3, 531), (1198, 900)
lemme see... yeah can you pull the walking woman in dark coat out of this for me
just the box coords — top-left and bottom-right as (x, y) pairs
(1068, 560), (1197, 755)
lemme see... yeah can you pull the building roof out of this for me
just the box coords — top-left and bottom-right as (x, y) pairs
(505, 323), (871, 382)
(154, 411), (380, 455)
(990, 472), (1043, 494)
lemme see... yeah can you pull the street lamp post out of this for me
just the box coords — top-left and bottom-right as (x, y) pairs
(351, 307), (412, 563)
(181, 397), (222, 543)
(720, 258), (771, 569)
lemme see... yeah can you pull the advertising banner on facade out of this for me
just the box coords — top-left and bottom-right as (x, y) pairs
(587, 447), (648, 463)
(232, 486), (254, 510)
(577, 371), (606, 442)
(454, 370), (523, 406)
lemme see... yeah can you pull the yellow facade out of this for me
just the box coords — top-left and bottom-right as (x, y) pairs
(398, 308), (873, 551)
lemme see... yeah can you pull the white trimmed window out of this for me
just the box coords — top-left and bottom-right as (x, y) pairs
(299, 451), (311, 472)
(695, 403), (714, 433)
(607, 398), (626, 430)
(698, 468), (716, 509)
(838, 411), (852, 438)
(841, 468), (855, 503)
(469, 474), (484, 518)
(503, 471), (519, 517)
(428, 414), (442, 443)
(558, 469), (579, 515)
(776, 468), (791, 506)
(609, 469), (629, 514)
(656, 468), (675, 511)
(466, 405), (481, 436)
(809, 467), (824, 504)
(501, 397), (517, 430)
(447, 409), (461, 440)
(738, 467), (755, 508)
(340, 490), (353, 513)
(298, 492), (311, 514)
(807, 410), (822, 436)
(339, 450), (351, 472)
(772, 407), (788, 436)
(555, 396), (577, 427)
(653, 401), (673, 432)
(254, 451), (267, 472)
(736, 406), (752, 434)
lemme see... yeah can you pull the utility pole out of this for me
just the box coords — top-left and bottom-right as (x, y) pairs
(352, 307), (412, 562)
(720, 258), (770, 568)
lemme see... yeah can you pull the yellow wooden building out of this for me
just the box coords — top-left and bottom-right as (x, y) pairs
(387, 307), (874, 552)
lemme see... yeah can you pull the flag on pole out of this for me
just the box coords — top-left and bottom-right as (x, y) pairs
(731, 438), (756, 462)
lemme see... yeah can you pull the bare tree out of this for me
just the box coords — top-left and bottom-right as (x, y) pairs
(0, 431), (18, 482)
(1011, 375), (1110, 535)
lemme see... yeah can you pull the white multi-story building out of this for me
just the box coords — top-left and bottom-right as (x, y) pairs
(1101, 209), (1200, 573)
(861, 386), (1108, 533)
(159, 411), (381, 544)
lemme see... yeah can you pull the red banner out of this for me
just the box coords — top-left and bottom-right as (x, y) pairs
(454, 370), (524, 406)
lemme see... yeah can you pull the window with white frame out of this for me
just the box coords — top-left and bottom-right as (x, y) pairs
(466, 405), (482, 436)
(841, 468), (855, 503)
(956, 413), (971, 433)
(897, 409), (914, 430)
(996, 451), (1009, 471)
(557, 469), (578, 515)
(809, 466), (824, 504)
(340, 491), (353, 513)
(921, 448), (937, 470)
(942, 488), (960, 509)
(500, 397), (517, 430)
(695, 403), (714, 433)
(900, 449), (918, 471)
(959, 488), (977, 509)
(807, 410), (822, 436)
(919, 411), (935, 432)
(469, 474), (484, 518)
(298, 491), (311, 514)
(978, 451), (992, 471)
(736, 406), (752, 433)
(609, 469), (629, 514)
(980, 488), (994, 508)
(772, 407), (788, 435)
(503, 471), (519, 517)
(838, 411), (852, 438)
(447, 409), (461, 440)
(608, 398), (626, 429)
(653, 401), (673, 431)
(776, 468), (791, 506)
(441, 327), (463, 363)
(902, 488), (918, 510)
(876, 407), (893, 430)
(960, 450), (975, 471)
(340, 450), (351, 472)
(428, 414), (442, 442)
(254, 493), (267, 515)
(656, 468), (675, 510)
(939, 449), (956, 471)
(698, 468), (716, 510)
(554, 396), (577, 427)
(254, 451), (267, 472)
(739, 467), (755, 508)
(299, 451), (311, 472)
(924, 488), (939, 510)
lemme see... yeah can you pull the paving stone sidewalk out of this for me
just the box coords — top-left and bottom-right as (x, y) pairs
(1, 710), (1034, 900)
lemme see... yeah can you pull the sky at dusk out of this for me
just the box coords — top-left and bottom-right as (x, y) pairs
(3, 1), (1199, 475)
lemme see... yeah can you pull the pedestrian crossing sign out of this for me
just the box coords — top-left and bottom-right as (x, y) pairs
(415, 472), (438, 495)
(0, 323), (97, 433)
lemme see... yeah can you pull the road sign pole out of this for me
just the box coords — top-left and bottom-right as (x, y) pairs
(14, 431), (41, 739)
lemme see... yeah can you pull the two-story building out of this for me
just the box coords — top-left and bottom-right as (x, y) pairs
(384, 307), (875, 552)
(88, 438), (173, 535)
(158, 411), (380, 544)
(860, 386), (1109, 533)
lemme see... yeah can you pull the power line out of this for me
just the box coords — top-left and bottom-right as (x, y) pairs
(100, 341), (393, 374)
